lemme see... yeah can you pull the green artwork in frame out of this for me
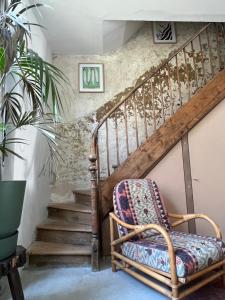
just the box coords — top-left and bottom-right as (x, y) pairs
(82, 66), (100, 89)
(79, 63), (104, 93)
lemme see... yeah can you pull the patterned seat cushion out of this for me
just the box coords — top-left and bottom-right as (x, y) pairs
(113, 179), (171, 237)
(122, 230), (225, 277)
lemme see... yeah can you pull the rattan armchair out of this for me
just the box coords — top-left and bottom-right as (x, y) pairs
(110, 179), (225, 300)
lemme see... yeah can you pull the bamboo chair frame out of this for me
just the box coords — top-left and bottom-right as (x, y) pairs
(109, 212), (225, 300)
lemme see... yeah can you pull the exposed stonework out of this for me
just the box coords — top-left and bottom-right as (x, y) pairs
(55, 117), (94, 188)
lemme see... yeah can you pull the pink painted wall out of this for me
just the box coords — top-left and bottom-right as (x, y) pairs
(189, 100), (225, 238)
(146, 142), (188, 232)
(146, 99), (225, 239)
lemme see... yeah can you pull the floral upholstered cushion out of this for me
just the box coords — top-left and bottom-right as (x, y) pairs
(122, 230), (225, 277)
(113, 179), (170, 237)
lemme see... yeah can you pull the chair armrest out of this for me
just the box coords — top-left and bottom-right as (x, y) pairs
(109, 212), (139, 230)
(109, 213), (173, 247)
(109, 212), (178, 283)
(168, 213), (222, 239)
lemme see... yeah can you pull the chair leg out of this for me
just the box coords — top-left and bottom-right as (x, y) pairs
(111, 260), (116, 272)
(222, 265), (225, 288)
(110, 215), (117, 272)
(7, 268), (24, 300)
(171, 284), (179, 300)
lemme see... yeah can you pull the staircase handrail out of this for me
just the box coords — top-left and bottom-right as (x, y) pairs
(88, 22), (215, 271)
(90, 22), (211, 152)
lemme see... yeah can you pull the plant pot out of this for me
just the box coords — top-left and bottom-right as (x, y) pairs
(0, 181), (26, 260)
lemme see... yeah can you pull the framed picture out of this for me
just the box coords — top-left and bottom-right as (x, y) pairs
(79, 63), (104, 93)
(153, 22), (176, 44)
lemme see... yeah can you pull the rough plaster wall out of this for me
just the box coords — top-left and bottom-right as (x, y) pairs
(53, 22), (205, 189)
(54, 22), (204, 122)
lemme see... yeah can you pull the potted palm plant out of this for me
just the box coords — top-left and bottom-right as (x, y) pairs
(0, 0), (68, 259)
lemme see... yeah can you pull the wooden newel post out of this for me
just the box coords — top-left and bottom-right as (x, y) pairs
(89, 154), (100, 271)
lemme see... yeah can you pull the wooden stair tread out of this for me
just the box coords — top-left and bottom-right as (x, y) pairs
(37, 220), (91, 232)
(28, 242), (92, 256)
(48, 202), (91, 213)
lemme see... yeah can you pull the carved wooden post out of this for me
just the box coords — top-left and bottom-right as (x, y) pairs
(89, 153), (100, 271)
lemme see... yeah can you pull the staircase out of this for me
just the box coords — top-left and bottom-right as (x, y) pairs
(29, 22), (225, 271)
(28, 190), (92, 266)
(89, 22), (225, 270)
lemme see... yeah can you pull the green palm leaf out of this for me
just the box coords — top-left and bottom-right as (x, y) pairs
(0, 48), (5, 73)
(0, 0), (71, 177)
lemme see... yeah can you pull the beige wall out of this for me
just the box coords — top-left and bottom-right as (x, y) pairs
(146, 99), (225, 238)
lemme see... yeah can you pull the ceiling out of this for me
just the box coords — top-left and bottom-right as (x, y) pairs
(33, 0), (225, 55)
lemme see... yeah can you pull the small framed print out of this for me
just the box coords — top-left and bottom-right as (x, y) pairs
(79, 63), (104, 93)
(153, 22), (176, 44)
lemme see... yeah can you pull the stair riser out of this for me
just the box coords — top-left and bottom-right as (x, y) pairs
(37, 229), (92, 246)
(48, 208), (91, 225)
(74, 193), (91, 203)
(29, 255), (91, 266)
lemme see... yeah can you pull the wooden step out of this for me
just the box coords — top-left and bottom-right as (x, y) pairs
(37, 220), (91, 245)
(48, 202), (91, 225)
(37, 220), (91, 232)
(73, 190), (91, 203)
(28, 241), (91, 255)
(28, 241), (91, 266)
(48, 202), (91, 213)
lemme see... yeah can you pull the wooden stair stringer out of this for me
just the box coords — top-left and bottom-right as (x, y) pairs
(101, 68), (225, 218)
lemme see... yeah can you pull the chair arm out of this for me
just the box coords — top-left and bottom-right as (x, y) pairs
(168, 213), (222, 239)
(109, 213), (173, 248)
(109, 212), (178, 283)
(109, 212), (139, 230)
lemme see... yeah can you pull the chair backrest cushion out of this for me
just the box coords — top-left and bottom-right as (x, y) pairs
(113, 179), (171, 237)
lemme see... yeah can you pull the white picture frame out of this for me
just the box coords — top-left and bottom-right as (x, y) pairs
(79, 63), (104, 93)
(153, 22), (176, 44)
